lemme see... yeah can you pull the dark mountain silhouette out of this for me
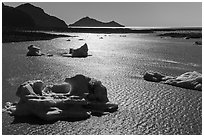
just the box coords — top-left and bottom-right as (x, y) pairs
(2, 3), (35, 28)
(16, 3), (68, 30)
(69, 16), (125, 27)
(2, 3), (71, 43)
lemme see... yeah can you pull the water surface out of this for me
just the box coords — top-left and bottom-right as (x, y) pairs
(2, 33), (202, 135)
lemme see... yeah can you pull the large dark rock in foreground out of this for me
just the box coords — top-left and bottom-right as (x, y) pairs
(16, 3), (68, 30)
(3, 75), (118, 121)
(144, 71), (202, 91)
(69, 16), (124, 27)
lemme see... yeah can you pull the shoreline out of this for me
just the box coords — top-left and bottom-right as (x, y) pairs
(2, 26), (202, 43)
(2, 29), (74, 43)
(3, 27), (202, 43)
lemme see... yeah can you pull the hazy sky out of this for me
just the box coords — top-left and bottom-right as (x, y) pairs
(4, 2), (202, 27)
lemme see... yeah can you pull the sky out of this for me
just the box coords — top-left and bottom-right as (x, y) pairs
(3, 2), (202, 27)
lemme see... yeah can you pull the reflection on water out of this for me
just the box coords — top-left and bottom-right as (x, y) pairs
(50, 33), (202, 74)
(2, 33), (202, 101)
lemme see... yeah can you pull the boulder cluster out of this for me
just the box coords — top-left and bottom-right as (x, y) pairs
(144, 71), (202, 91)
(3, 75), (118, 121)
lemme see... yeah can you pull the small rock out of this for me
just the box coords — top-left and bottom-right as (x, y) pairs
(27, 45), (42, 56)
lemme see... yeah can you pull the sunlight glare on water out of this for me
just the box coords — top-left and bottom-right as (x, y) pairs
(48, 32), (201, 78)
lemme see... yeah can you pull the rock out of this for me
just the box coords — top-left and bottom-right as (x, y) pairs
(44, 83), (71, 95)
(64, 74), (91, 97)
(120, 35), (126, 37)
(144, 71), (202, 91)
(69, 48), (74, 54)
(26, 45), (42, 56)
(64, 74), (109, 102)
(84, 102), (118, 113)
(47, 53), (53, 57)
(143, 71), (171, 82)
(3, 75), (117, 121)
(194, 41), (202, 45)
(87, 78), (109, 103)
(16, 80), (44, 99)
(70, 43), (88, 57)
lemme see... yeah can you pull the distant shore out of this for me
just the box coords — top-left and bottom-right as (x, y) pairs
(2, 27), (202, 43)
(157, 32), (202, 39)
(2, 29), (73, 43)
(66, 27), (154, 33)
(65, 26), (202, 34)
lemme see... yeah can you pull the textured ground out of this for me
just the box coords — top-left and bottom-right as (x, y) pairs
(2, 33), (202, 135)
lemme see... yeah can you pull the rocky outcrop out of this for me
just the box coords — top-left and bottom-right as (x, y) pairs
(3, 75), (118, 121)
(69, 16), (124, 27)
(68, 43), (89, 57)
(26, 45), (42, 56)
(144, 71), (202, 91)
(64, 75), (109, 102)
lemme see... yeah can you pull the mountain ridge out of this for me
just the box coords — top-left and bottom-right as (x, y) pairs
(69, 16), (125, 27)
(3, 3), (126, 30)
(3, 3), (68, 30)
(16, 3), (68, 30)
(2, 3), (36, 28)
